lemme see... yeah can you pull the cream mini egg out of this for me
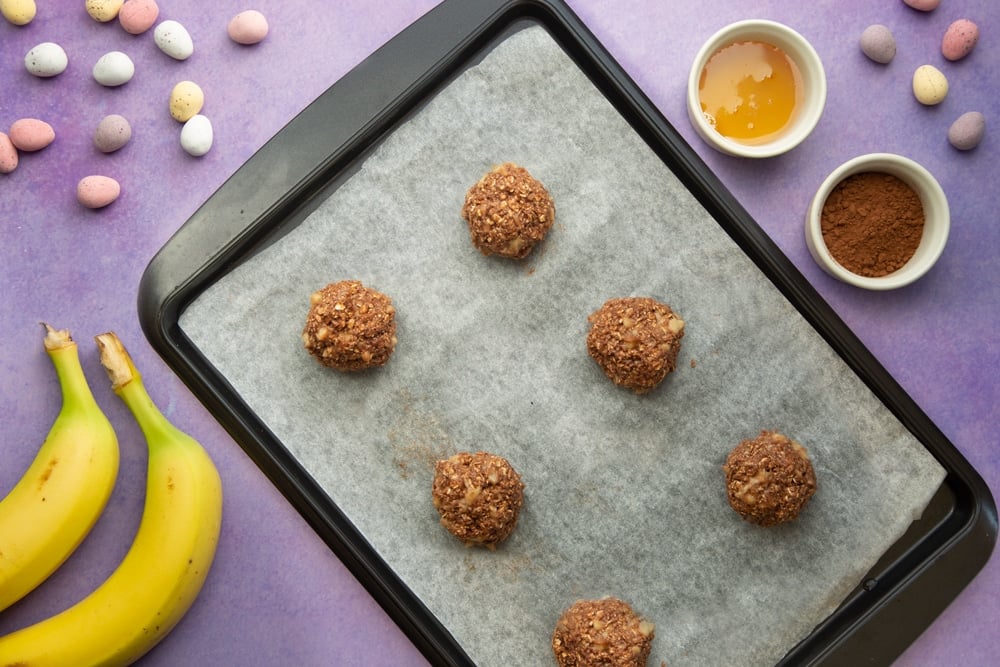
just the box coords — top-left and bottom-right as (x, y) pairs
(942, 19), (979, 61)
(912, 65), (948, 105)
(85, 0), (123, 22)
(25, 42), (68, 78)
(93, 51), (135, 87)
(227, 10), (269, 45)
(8, 118), (54, 151)
(1, 0), (37, 25)
(77, 175), (121, 209)
(93, 114), (132, 153)
(118, 0), (158, 34)
(154, 20), (194, 60)
(180, 114), (213, 156)
(948, 112), (986, 151)
(0, 133), (18, 174)
(169, 81), (205, 122)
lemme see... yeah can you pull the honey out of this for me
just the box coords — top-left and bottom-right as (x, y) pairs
(698, 40), (803, 144)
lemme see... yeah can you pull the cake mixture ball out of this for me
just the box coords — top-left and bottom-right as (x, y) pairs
(723, 430), (817, 527)
(460, 162), (555, 259)
(432, 451), (525, 549)
(552, 597), (655, 667)
(586, 297), (685, 394)
(302, 280), (397, 371)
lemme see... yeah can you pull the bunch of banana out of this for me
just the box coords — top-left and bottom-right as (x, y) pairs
(0, 331), (223, 666)
(0, 324), (119, 613)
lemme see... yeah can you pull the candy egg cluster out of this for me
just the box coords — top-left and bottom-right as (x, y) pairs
(859, 5), (984, 151)
(1, 3), (270, 208)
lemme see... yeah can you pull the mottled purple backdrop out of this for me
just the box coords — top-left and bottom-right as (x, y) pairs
(1, 1), (995, 665)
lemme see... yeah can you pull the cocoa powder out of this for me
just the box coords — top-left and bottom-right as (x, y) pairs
(820, 172), (924, 277)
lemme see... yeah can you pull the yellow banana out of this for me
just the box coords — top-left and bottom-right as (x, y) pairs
(0, 325), (119, 613)
(0, 332), (223, 666)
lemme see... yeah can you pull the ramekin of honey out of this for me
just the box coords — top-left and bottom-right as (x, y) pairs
(687, 20), (826, 158)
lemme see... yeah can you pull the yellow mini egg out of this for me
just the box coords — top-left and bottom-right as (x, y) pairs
(1, 0), (37, 25)
(912, 65), (948, 105)
(85, 0), (124, 22)
(169, 81), (205, 122)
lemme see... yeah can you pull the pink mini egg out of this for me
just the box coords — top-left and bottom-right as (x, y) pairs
(8, 118), (54, 152)
(942, 19), (979, 61)
(227, 10), (268, 45)
(902, 0), (941, 11)
(77, 175), (121, 209)
(118, 0), (158, 35)
(0, 133), (18, 174)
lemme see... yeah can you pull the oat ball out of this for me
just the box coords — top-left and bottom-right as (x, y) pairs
(460, 162), (555, 259)
(552, 597), (655, 667)
(723, 430), (817, 527)
(302, 280), (397, 371)
(586, 297), (685, 394)
(431, 451), (525, 549)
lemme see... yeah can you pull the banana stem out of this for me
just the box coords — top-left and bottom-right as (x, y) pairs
(42, 323), (99, 412)
(95, 332), (184, 447)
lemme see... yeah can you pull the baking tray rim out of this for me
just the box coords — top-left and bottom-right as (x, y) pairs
(136, 1), (998, 665)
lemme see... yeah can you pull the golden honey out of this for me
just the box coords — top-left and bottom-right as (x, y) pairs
(698, 40), (803, 144)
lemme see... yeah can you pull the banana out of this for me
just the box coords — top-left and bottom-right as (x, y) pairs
(0, 332), (223, 666)
(0, 324), (119, 613)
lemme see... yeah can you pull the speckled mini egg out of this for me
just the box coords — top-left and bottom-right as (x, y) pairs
(93, 114), (132, 153)
(169, 80), (205, 122)
(860, 24), (896, 64)
(903, 0), (941, 11)
(948, 112), (986, 151)
(0, 133), (18, 174)
(85, 0), (124, 22)
(180, 114), (213, 156)
(77, 175), (121, 209)
(227, 10), (268, 45)
(912, 65), (948, 105)
(154, 19), (194, 60)
(1, 0), (37, 25)
(93, 51), (135, 87)
(24, 42), (68, 78)
(118, 0), (158, 34)
(8, 118), (54, 151)
(942, 19), (979, 61)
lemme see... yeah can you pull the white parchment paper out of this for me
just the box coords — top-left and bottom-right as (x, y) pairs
(180, 26), (945, 666)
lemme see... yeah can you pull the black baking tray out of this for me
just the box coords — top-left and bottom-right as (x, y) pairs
(137, 0), (996, 664)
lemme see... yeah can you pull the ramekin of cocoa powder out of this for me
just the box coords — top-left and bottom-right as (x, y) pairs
(805, 153), (949, 290)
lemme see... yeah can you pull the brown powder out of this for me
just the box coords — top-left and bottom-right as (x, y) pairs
(820, 172), (924, 277)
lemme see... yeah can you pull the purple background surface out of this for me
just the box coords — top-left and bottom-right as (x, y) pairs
(1, 1), (995, 665)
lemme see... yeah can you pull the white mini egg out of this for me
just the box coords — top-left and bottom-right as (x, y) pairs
(180, 114), (213, 156)
(24, 42), (68, 78)
(93, 51), (135, 87)
(154, 19), (194, 60)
